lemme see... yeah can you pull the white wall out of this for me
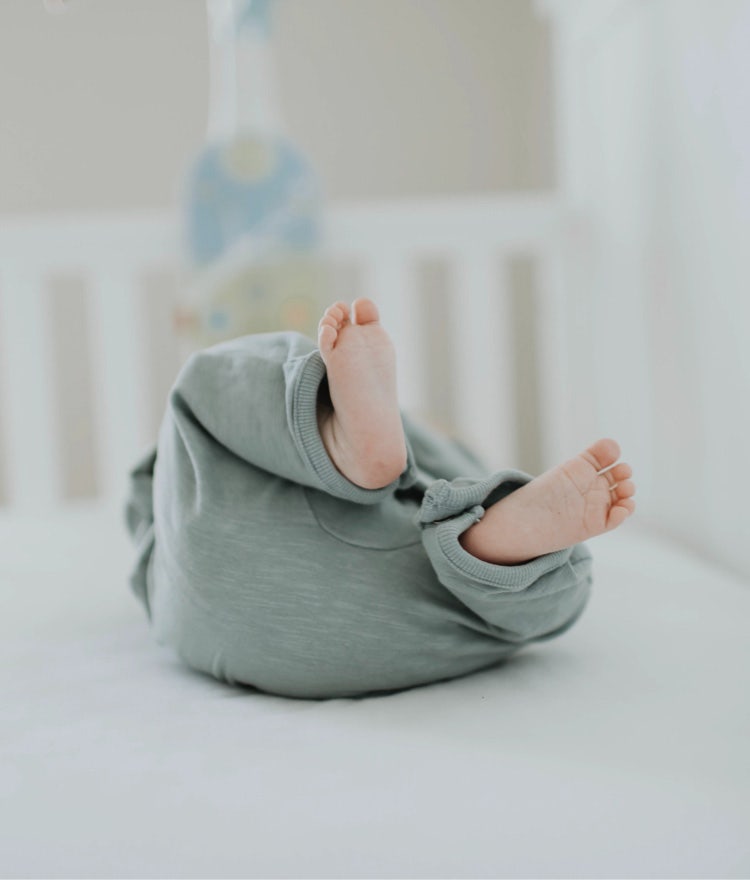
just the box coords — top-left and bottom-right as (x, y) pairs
(655, 0), (750, 577)
(0, 0), (554, 214)
(542, 0), (750, 577)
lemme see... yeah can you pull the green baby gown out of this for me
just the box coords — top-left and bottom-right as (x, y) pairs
(125, 332), (593, 699)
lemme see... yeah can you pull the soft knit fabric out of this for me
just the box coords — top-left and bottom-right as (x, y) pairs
(124, 331), (593, 699)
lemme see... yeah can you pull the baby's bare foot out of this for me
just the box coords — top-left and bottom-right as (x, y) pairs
(460, 438), (636, 564)
(317, 298), (408, 489)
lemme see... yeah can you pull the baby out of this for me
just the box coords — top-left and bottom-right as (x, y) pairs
(125, 298), (635, 699)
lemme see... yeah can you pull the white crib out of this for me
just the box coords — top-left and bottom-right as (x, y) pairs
(2, 197), (749, 880)
(0, 195), (576, 513)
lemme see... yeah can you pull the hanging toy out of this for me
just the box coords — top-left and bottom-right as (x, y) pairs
(177, 0), (328, 352)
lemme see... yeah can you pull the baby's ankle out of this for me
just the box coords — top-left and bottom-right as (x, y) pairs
(459, 512), (541, 565)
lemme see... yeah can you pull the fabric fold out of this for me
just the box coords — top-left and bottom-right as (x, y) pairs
(419, 467), (531, 524)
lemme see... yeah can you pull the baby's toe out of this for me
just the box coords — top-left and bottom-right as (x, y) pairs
(318, 322), (338, 354)
(319, 313), (339, 331)
(613, 479), (636, 500)
(583, 437), (621, 472)
(332, 302), (350, 323)
(321, 301), (349, 326)
(352, 297), (380, 325)
(609, 462), (632, 482)
(606, 500), (634, 531)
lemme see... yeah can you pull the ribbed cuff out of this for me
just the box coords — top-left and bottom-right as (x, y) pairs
(284, 348), (419, 504)
(419, 470), (574, 591)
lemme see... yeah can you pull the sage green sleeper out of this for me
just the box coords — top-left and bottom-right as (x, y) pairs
(124, 331), (593, 699)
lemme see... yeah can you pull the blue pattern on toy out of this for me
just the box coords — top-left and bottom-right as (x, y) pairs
(185, 133), (321, 266)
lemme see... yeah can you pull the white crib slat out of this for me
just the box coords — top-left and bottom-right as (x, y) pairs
(0, 269), (62, 508)
(0, 203), (563, 512)
(536, 241), (575, 469)
(452, 250), (516, 471)
(365, 256), (424, 416)
(88, 269), (147, 505)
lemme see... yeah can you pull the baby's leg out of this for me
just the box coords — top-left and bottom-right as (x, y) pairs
(161, 320), (417, 506)
(459, 438), (635, 564)
(315, 297), (635, 559)
(420, 470), (597, 646)
(317, 298), (408, 489)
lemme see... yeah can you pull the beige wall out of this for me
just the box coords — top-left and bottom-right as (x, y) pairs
(0, 0), (554, 214)
(0, 0), (555, 503)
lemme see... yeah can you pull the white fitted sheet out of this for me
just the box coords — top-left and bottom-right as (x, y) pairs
(2, 502), (749, 879)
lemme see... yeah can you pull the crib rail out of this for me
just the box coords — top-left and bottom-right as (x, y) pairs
(0, 195), (572, 511)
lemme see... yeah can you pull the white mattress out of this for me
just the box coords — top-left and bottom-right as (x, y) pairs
(2, 502), (749, 879)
